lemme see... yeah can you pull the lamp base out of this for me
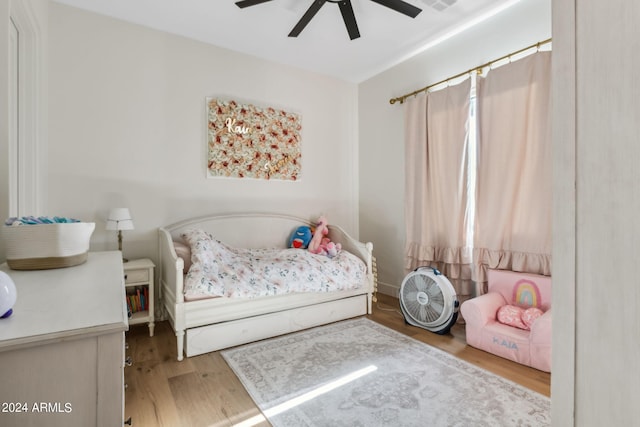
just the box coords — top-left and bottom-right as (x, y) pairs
(117, 231), (129, 263)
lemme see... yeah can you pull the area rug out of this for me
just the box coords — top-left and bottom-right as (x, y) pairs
(221, 318), (550, 427)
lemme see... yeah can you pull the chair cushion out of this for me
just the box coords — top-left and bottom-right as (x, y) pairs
(497, 305), (528, 330)
(497, 305), (545, 330)
(522, 307), (544, 329)
(476, 321), (532, 367)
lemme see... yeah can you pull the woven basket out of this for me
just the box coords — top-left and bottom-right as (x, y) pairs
(2, 222), (95, 270)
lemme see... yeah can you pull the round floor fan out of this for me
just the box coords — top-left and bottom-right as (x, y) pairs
(399, 266), (459, 335)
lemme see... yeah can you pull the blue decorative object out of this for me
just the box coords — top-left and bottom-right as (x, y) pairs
(4, 216), (80, 226)
(288, 226), (312, 249)
(0, 271), (17, 318)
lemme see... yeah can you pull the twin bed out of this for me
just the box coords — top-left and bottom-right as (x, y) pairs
(158, 213), (374, 361)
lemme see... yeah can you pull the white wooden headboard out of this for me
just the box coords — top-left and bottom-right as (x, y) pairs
(163, 212), (315, 249)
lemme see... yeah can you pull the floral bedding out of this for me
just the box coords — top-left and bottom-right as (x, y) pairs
(182, 228), (367, 300)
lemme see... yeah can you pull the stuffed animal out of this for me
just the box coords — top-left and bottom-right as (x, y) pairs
(317, 237), (342, 258)
(289, 226), (312, 249)
(308, 216), (341, 257)
(308, 216), (329, 254)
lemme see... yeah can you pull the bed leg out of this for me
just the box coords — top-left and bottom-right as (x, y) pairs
(176, 330), (185, 361)
(367, 292), (373, 315)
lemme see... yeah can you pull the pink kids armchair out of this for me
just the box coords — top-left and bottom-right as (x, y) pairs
(460, 269), (552, 372)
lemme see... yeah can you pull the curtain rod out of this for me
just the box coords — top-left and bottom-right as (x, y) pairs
(389, 38), (552, 105)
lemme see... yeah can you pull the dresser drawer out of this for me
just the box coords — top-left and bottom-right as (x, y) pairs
(124, 268), (149, 284)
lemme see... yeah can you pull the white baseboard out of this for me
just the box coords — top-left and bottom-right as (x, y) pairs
(377, 281), (399, 298)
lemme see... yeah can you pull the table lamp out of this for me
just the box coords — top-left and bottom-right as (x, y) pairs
(106, 208), (134, 262)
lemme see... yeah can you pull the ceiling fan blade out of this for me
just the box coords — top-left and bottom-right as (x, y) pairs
(289, 0), (327, 37)
(338, 0), (360, 40)
(235, 0), (274, 8)
(369, 0), (422, 18)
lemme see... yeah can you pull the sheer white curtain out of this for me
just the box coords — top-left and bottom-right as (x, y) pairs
(404, 79), (474, 301)
(473, 51), (552, 294)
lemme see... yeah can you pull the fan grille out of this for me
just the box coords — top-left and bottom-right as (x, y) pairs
(398, 267), (460, 334)
(401, 274), (447, 326)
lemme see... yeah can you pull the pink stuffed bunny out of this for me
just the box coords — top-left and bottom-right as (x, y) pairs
(308, 216), (342, 258)
(308, 216), (329, 254)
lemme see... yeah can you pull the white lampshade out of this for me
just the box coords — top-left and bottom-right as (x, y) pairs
(106, 208), (134, 231)
(0, 271), (17, 319)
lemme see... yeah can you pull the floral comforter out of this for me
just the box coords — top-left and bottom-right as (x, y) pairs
(182, 228), (367, 300)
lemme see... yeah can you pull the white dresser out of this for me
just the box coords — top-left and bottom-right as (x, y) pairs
(0, 251), (128, 427)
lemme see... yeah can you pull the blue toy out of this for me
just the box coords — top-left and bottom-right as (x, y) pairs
(288, 226), (312, 249)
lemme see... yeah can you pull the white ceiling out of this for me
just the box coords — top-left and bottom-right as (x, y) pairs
(51, 0), (519, 83)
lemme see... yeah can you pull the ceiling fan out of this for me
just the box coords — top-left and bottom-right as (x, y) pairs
(235, 0), (422, 40)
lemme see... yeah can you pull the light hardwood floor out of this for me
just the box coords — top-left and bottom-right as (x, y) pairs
(124, 293), (550, 426)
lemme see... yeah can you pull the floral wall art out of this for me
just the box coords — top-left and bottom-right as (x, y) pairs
(207, 98), (302, 180)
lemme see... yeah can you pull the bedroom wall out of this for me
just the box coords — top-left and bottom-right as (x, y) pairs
(358, 0), (552, 296)
(46, 3), (359, 264)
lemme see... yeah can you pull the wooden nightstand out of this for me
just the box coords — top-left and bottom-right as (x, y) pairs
(123, 258), (155, 337)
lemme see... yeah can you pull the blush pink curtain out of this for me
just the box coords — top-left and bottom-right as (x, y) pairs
(473, 51), (552, 294)
(404, 79), (474, 301)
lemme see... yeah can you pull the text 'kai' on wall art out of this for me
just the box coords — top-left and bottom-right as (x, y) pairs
(206, 98), (302, 180)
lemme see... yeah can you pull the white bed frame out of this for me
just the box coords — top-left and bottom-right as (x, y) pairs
(158, 213), (374, 361)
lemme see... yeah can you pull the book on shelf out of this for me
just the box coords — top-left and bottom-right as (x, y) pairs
(126, 285), (149, 314)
